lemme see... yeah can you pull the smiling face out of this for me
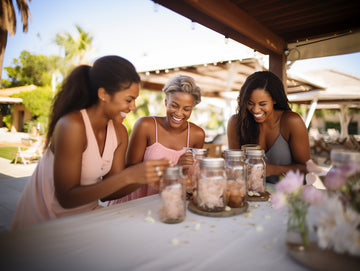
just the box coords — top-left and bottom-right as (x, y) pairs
(246, 88), (276, 123)
(103, 82), (140, 123)
(165, 92), (194, 128)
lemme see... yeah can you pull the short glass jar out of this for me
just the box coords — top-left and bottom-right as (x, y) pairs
(159, 166), (186, 224)
(224, 149), (246, 208)
(245, 149), (266, 197)
(196, 158), (227, 212)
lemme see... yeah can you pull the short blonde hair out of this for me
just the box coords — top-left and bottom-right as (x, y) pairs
(162, 74), (201, 106)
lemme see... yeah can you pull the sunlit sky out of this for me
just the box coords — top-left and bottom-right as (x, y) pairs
(4, 0), (360, 79)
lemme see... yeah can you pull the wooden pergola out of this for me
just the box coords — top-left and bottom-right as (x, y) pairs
(153, 0), (360, 85)
(139, 58), (324, 98)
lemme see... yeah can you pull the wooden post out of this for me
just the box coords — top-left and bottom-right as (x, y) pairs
(269, 52), (287, 93)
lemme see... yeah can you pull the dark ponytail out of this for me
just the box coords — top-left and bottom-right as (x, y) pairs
(45, 55), (140, 148)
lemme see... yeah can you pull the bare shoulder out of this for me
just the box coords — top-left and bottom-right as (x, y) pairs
(228, 114), (239, 126)
(56, 111), (85, 135)
(189, 122), (205, 138)
(282, 110), (304, 125)
(281, 110), (306, 135)
(133, 116), (156, 130)
(54, 111), (86, 150)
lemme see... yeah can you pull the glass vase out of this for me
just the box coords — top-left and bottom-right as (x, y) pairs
(286, 199), (309, 251)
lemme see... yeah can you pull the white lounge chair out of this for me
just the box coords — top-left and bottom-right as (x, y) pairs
(14, 141), (43, 165)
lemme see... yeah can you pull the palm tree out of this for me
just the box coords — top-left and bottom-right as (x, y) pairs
(55, 24), (93, 66)
(0, 0), (32, 84)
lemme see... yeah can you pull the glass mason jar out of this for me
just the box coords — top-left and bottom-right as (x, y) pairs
(224, 149), (246, 208)
(187, 148), (208, 197)
(159, 166), (186, 224)
(245, 149), (266, 197)
(196, 158), (227, 212)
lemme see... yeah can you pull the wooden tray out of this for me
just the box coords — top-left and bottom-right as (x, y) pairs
(188, 201), (248, 217)
(246, 191), (270, 202)
(287, 242), (360, 271)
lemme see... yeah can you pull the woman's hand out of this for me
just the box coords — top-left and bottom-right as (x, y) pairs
(177, 151), (194, 171)
(125, 159), (170, 185)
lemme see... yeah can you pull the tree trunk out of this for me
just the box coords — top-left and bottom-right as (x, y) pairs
(0, 28), (8, 85)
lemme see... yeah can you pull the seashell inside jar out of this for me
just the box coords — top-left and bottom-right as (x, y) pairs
(224, 149), (246, 208)
(196, 158), (227, 212)
(159, 166), (186, 224)
(245, 149), (266, 197)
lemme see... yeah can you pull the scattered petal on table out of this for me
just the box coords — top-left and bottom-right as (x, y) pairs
(171, 238), (179, 246)
(195, 223), (201, 231)
(144, 216), (155, 224)
(256, 225), (264, 232)
(264, 214), (271, 219)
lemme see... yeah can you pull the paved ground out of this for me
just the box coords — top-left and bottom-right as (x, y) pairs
(0, 157), (37, 231)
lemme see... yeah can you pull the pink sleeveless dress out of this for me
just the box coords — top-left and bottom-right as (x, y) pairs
(11, 109), (118, 230)
(108, 116), (189, 205)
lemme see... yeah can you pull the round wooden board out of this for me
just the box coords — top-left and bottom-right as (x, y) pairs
(188, 201), (249, 217)
(287, 242), (360, 271)
(246, 191), (270, 202)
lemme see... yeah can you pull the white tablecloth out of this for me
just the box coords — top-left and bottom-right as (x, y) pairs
(0, 195), (310, 271)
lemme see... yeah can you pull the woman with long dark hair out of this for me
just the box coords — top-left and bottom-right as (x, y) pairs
(11, 55), (169, 229)
(227, 71), (310, 183)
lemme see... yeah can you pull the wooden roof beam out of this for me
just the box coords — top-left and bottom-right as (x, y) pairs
(154, 0), (286, 55)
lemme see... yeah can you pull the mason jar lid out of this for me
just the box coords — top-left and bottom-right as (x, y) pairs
(192, 148), (208, 155)
(241, 144), (261, 152)
(331, 149), (360, 163)
(224, 149), (244, 158)
(246, 149), (265, 157)
(200, 157), (225, 167)
(164, 166), (182, 176)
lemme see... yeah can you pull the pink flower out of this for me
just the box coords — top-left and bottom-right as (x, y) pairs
(302, 185), (324, 205)
(275, 170), (304, 193)
(341, 161), (360, 178)
(271, 192), (287, 209)
(324, 168), (347, 190)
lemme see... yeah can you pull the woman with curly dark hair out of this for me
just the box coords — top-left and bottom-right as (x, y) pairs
(227, 71), (310, 183)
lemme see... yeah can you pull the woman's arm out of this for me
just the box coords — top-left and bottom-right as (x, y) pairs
(102, 117), (153, 201)
(227, 114), (241, 149)
(126, 117), (151, 166)
(266, 111), (311, 176)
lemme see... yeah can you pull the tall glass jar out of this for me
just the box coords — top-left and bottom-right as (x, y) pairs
(224, 149), (246, 208)
(197, 158), (227, 212)
(245, 149), (266, 197)
(187, 148), (208, 198)
(159, 166), (186, 224)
